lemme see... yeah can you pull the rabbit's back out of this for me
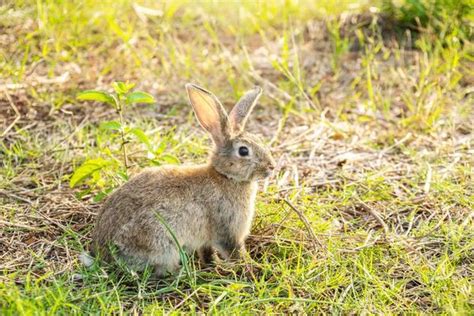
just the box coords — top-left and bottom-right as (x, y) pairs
(91, 165), (218, 261)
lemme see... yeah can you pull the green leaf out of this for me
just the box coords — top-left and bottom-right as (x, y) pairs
(126, 91), (155, 105)
(129, 128), (151, 149)
(113, 81), (135, 95)
(77, 90), (116, 106)
(160, 154), (180, 164)
(93, 187), (114, 202)
(69, 158), (113, 188)
(100, 120), (122, 131)
(154, 141), (167, 156)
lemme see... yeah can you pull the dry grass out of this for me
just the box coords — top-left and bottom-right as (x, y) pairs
(1, 0), (473, 313)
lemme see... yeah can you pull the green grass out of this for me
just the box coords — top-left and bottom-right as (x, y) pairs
(1, 0), (473, 314)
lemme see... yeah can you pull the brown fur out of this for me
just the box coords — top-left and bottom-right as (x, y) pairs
(89, 84), (275, 276)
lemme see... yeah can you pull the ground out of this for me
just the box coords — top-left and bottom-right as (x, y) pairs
(1, 0), (473, 314)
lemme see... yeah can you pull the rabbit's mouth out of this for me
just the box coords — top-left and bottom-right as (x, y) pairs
(255, 167), (273, 180)
(264, 170), (272, 178)
(258, 162), (275, 179)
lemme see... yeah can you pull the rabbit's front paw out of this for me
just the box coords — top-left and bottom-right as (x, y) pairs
(216, 239), (245, 261)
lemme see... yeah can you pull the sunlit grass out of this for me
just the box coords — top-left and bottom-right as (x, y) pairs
(1, 0), (472, 314)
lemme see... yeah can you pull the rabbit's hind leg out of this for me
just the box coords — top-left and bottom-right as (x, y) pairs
(198, 245), (215, 266)
(149, 246), (180, 278)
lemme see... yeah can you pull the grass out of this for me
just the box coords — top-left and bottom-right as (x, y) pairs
(1, 0), (473, 314)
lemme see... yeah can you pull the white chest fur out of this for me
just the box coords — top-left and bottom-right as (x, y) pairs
(240, 181), (258, 240)
(218, 181), (259, 242)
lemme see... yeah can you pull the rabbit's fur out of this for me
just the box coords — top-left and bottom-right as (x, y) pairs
(89, 84), (275, 276)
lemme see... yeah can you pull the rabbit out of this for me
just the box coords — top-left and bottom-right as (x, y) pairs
(87, 84), (276, 277)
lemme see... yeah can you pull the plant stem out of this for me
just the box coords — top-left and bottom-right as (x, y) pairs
(117, 104), (129, 171)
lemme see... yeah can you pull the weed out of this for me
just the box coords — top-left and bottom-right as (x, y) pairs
(71, 82), (157, 196)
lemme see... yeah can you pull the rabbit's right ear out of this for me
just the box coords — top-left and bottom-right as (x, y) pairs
(186, 84), (231, 145)
(229, 86), (262, 132)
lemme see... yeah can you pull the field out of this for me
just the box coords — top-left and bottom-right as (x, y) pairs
(1, 0), (473, 314)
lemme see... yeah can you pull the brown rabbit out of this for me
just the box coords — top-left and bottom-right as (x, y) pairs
(86, 84), (275, 276)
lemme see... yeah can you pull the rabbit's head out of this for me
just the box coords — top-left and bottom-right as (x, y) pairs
(186, 84), (275, 182)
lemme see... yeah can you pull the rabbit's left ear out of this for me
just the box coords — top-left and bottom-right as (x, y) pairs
(229, 86), (262, 132)
(186, 84), (231, 146)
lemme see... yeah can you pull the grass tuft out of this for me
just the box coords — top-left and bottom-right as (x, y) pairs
(1, 0), (473, 314)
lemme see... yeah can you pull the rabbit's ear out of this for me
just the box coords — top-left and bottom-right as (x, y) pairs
(186, 84), (231, 145)
(229, 86), (262, 132)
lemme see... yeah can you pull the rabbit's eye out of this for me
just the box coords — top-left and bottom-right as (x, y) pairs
(238, 146), (249, 157)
